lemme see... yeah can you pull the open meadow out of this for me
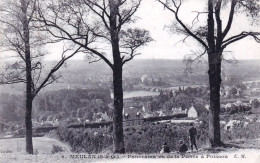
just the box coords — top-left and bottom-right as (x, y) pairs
(0, 137), (70, 155)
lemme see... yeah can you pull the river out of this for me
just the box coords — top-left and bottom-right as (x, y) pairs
(110, 90), (160, 99)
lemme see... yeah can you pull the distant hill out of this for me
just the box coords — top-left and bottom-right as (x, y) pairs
(0, 59), (260, 94)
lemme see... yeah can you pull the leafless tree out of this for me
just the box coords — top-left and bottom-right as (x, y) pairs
(158, 0), (260, 147)
(36, 0), (152, 153)
(0, 0), (81, 154)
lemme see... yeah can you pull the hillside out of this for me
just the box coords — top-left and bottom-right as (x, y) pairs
(0, 137), (71, 154)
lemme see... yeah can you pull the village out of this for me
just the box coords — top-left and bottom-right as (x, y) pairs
(26, 79), (260, 136)
(0, 72), (260, 141)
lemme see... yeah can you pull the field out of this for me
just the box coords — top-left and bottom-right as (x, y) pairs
(0, 137), (71, 154)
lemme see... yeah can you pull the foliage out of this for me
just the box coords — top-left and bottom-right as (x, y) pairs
(49, 119), (260, 154)
(160, 86), (209, 111)
(51, 127), (113, 153)
(251, 99), (260, 109)
(0, 93), (24, 122)
(41, 88), (111, 114)
(0, 87), (112, 123)
(52, 122), (209, 153)
(51, 145), (65, 154)
(222, 122), (260, 141)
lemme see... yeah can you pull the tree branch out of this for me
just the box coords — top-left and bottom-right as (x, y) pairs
(215, 0), (223, 49)
(83, 0), (110, 30)
(37, 3), (114, 69)
(222, 0), (237, 39)
(222, 32), (260, 48)
(117, 0), (141, 30)
(34, 47), (81, 96)
(157, 0), (209, 50)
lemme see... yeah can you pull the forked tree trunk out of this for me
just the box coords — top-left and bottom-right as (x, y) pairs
(208, 54), (222, 147)
(207, 0), (223, 147)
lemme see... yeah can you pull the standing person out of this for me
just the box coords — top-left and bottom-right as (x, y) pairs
(189, 123), (198, 151)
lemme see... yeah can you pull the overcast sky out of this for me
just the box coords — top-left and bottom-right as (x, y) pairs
(133, 0), (260, 60)
(2, 0), (260, 61)
(61, 0), (260, 61)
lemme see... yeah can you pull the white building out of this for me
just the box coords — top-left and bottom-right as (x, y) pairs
(224, 120), (241, 130)
(187, 104), (209, 118)
(187, 106), (198, 118)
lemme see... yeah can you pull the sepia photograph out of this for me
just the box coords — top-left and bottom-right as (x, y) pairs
(0, 0), (260, 162)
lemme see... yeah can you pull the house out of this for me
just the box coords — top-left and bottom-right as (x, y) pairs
(142, 112), (153, 118)
(220, 120), (227, 126)
(205, 105), (210, 111)
(140, 105), (148, 112)
(187, 106), (197, 118)
(224, 120), (241, 130)
(221, 101), (251, 113)
(172, 107), (186, 114)
(100, 112), (112, 122)
(142, 103), (153, 113)
(156, 110), (166, 117)
(187, 103), (209, 118)
(163, 110), (174, 116)
(123, 107), (144, 127)
(93, 112), (113, 122)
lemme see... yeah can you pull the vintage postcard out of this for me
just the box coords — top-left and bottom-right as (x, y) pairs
(0, 0), (260, 163)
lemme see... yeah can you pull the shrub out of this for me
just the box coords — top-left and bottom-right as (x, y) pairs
(222, 122), (260, 141)
(53, 122), (209, 154)
(51, 145), (64, 154)
(48, 130), (59, 139)
(34, 149), (39, 155)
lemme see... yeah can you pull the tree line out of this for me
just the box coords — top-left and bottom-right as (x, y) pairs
(0, 0), (260, 154)
(0, 88), (111, 123)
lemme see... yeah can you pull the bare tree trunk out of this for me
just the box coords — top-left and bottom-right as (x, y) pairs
(111, 31), (125, 153)
(25, 32), (34, 154)
(109, 0), (125, 153)
(25, 43), (34, 154)
(111, 22), (125, 154)
(112, 64), (125, 153)
(208, 54), (222, 147)
(25, 94), (33, 154)
(22, 0), (34, 154)
(24, 31), (34, 154)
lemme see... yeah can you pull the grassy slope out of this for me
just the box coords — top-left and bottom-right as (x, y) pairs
(0, 137), (71, 154)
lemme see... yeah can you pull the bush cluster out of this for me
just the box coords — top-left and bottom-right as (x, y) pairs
(51, 145), (64, 154)
(124, 122), (209, 153)
(222, 122), (260, 141)
(50, 122), (209, 153)
(50, 121), (260, 154)
(49, 127), (113, 153)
